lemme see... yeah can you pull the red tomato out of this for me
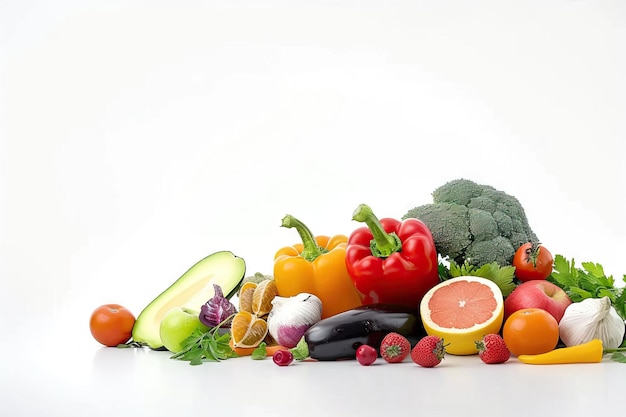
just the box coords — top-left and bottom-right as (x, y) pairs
(512, 242), (554, 282)
(89, 304), (136, 347)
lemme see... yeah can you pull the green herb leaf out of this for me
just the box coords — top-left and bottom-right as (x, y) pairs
(549, 255), (579, 289)
(205, 337), (219, 361)
(474, 263), (517, 297)
(581, 262), (610, 284)
(548, 255), (626, 321)
(448, 260), (517, 296)
(170, 327), (237, 365)
(614, 287), (626, 323)
(438, 261), (451, 280)
(448, 260), (476, 277)
(290, 337), (309, 361)
(251, 342), (267, 360)
(611, 352), (626, 364)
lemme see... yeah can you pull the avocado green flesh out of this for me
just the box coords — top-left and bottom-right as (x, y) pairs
(131, 251), (246, 349)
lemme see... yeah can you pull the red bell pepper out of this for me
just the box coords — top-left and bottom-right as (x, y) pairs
(345, 203), (440, 308)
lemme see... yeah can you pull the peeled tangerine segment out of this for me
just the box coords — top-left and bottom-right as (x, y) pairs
(238, 281), (258, 313)
(251, 279), (278, 317)
(238, 279), (278, 317)
(231, 311), (268, 348)
(420, 276), (504, 355)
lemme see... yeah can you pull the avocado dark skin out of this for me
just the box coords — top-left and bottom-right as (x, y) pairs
(304, 304), (427, 361)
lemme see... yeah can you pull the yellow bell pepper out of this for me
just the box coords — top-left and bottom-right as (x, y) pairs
(274, 215), (363, 319)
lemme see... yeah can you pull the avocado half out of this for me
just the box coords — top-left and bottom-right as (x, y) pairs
(132, 251), (246, 349)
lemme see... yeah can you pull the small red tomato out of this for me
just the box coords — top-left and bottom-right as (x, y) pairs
(89, 304), (136, 347)
(513, 242), (554, 282)
(355, 344), (377, 366)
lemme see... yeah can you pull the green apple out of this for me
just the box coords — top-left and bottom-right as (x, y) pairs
(159, 307), (209, 353)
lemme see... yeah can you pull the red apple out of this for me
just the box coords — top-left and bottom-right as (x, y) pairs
(504, 280), (572, 323)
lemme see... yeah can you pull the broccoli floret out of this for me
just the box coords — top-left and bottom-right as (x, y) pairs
(402, 179), (538, 267)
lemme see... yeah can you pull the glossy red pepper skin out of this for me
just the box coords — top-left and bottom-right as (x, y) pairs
(345, 217), (440, 308)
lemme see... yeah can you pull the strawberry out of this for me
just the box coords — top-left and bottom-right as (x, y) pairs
(475, 334), (510, 364)
(380, 332), (411, 363)
(411, 335), (446, 368)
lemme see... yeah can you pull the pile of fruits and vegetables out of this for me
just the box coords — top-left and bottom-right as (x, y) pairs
(89, 178), (626, 367)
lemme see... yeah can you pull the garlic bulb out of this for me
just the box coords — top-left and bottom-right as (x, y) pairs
(558, 296), (625, 349)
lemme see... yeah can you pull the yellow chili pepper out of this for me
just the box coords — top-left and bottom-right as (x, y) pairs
(274, 215), (363, 319)
(517, 339), (604, 365)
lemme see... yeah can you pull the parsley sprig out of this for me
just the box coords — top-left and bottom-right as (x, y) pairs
(609, 351), (626, 363)
(170, 314), (238, 365)
(547, 255), (626, 322)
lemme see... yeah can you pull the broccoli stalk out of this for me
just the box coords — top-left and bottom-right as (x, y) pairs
(402, 179), (538, 268)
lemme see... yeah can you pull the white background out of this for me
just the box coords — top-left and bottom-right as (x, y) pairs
(1, 1), (625, 416)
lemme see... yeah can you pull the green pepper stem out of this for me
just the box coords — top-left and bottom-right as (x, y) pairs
(352, 204), (402, 258)
(281, 215), (327, 262)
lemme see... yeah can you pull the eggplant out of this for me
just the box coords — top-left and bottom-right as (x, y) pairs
(304, 304), (427, 361)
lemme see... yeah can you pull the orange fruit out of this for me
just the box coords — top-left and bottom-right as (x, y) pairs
(420, 276), (504, 355)
(251, 279), (278, 317)
(238, 281), (257, 313)
(231, 279), (277, 348)
(230, 311), (269, 348)
(502, 307), (559, 357)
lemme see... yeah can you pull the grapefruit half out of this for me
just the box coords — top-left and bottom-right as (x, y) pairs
(420, 276), (504, 355)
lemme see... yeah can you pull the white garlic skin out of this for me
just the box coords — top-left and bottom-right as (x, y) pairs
(558, 296), (625, 349)
(267, 293), (323, 348)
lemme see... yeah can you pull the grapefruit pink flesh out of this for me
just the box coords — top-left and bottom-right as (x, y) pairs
(420, 276), (504, 355)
